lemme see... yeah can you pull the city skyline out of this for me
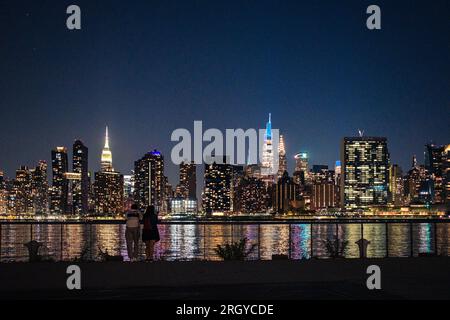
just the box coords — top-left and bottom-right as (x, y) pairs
(0, 117), (447, 186)
(1, 117), (448, 216)
(0, 1), (449, 187)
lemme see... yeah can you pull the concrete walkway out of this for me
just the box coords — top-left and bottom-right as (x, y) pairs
(1, 258), (449, 299)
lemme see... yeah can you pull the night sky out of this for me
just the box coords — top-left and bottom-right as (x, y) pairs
(0, 0), (449, 186)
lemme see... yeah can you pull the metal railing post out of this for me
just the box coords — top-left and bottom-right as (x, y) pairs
(258, 224), (261, 260)
(203, 224), (206, 261)
(434, 222), (438, 255)
(410, 222), (414, 257)
(386, 223), (389, 258)
(60, 224), (63, 261)
(0, 223), (2, 263)
(310, 223), (313, 259)
(335, 223), (338, 240)
(90, 223), (93, 261)
(288, 224), (292, 259)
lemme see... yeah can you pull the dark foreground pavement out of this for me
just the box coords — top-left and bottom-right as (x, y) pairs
(1, 258), (449, 300)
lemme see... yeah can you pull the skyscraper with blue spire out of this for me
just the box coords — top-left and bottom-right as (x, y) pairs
(261, 113), (275, 183)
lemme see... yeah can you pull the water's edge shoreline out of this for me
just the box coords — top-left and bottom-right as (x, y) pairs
(1, 217), (449, 224)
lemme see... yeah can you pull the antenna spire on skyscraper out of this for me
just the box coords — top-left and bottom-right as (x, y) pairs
(104, 125), (110, 149)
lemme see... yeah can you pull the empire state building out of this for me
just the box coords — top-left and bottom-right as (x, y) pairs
(94, 126), (124, 215)
(101, 126), (113, 172)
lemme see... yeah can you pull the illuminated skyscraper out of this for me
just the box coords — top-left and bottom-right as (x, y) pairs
(293, 151), (309, 185)
(234, 175), (269, 214)
(261, 113), (275, 184)
(202, 156), (233, 215)
(0, 171), (6, 214)
(311, 183), (336, 210)
(178, 161), (197, 200)
(94, 128), (124, 215)
(134, 150), (166, 212)
(389, 164), (404, 206)
(444, 144), (450, 204)
(50, 147), (69, 214)
(123, 173), (135, 200)
(94, 171), (123, 215)
(277, 134), (287, 178)
(14, 166), (33, 214)
(73, 140), (89, 214)
(31, 160), (49, 214)
(309, 165), (337, 210)
(101, 126), (113, 172)
(405, 156), (433, 204)
(425, 143), (445, 204)
(340, 136), (390, 210)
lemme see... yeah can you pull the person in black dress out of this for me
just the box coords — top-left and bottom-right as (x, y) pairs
(142, 205), (160, 261)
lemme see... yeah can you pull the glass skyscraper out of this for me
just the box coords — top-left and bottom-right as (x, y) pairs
(340, 136), (390, 210)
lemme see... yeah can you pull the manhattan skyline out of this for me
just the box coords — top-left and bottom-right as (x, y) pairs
(0, 0), (449, 186)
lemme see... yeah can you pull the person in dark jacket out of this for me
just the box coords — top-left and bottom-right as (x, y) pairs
(142, 205), (160, 261)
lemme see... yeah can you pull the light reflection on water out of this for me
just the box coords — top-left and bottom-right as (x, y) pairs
(0, 223), (449, 262)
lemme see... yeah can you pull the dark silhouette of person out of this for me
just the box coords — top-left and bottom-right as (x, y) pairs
(142, 205), (160, 261)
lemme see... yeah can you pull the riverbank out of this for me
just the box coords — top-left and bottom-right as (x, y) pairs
(1, 257), (449, 299)
(1, 216), (449, 224)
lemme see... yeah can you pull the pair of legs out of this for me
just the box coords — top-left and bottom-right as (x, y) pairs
(144, 240), (156, 261)
(125, 227), (140, 260)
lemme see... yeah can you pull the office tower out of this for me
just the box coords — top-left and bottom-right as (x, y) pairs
(340, 136), (390, 210)
(261, 113), (275, 184)
(444, 144), (450, 204)
(310, 165), (334, 184)
(389, 164), (404, 206)
(0, 171), (6, 214)
(31, 160), (49, 214)
(134, 150), (165, 212)
(101, 126), (113, 172)
(94, 127), (124, 215)
(230, 164), (245, 212)
(311, 183), (336, 210)
(234, 175), (269, 214)
(72, 140), (89, 214)
(405, 156), (433, 204)
(160, 175), (170, 214)
(123, 173), (135, 200)
(178, 161), (197, 200)
(425, 144), (445, 204)
(202, 156), (233, 215)
(334, 160), (342, 206)
(88, 172), (95, 212)
(13, 166), (33, 214)
(50, 147), (69, 214)
(274, 171), (300, 214)
(0, 171), (8, 214)
(310, 166), (337, 210)
(65, 172), (81, 214)
(293, 151), (309, 185)
(277, 134), (287, 178)
(334, 160), (342, 184)
(94, 171), (124, 215)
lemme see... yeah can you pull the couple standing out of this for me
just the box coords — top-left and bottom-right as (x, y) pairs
(125, 204), (160, 261)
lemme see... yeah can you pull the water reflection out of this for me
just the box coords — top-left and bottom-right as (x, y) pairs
(0, 222), (448, 262)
